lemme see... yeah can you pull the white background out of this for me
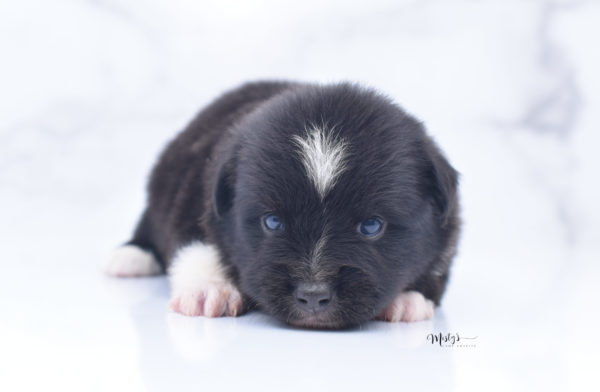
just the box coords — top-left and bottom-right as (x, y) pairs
(1, 1), (599, 391)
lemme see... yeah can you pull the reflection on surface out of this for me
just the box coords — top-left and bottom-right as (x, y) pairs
(166, 312), (241, 362)
(100, 275), (169, 307)
(111, 277), (456, 391)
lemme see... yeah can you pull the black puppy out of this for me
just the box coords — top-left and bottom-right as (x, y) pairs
(104, 81), (460, 328)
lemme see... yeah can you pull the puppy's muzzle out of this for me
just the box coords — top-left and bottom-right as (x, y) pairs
(295, 282), (333, 314)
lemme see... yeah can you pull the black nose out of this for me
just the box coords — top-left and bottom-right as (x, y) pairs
(295, 283), (332, 313)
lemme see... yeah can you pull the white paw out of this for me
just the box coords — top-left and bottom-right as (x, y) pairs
(378, 291), (434, 322)
(168, 242), (243, 318)
(103, 245), (162, 277)
(169, 282), (243, 317)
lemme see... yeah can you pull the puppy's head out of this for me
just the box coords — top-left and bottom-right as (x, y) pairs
(212, 84), (457, 328)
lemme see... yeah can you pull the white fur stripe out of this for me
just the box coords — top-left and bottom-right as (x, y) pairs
(292, 125), (348, 199)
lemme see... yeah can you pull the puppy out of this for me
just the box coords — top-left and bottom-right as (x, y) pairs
(104, 81), (460, 329)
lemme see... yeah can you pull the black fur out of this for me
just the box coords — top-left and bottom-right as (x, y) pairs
(126, 81), (460, 328)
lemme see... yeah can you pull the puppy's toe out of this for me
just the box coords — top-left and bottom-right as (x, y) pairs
(169, 282), (243, 318)
(377, 291), (434, 322)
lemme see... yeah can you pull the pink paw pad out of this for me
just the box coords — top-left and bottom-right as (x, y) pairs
(377, 291), (435, 322)
(169, 283), (243, 318)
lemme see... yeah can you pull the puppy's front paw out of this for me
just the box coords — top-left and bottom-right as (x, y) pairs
(169, 282), (243, 317)
(168, 242), (243, 318)
(377, 291), (434, 322)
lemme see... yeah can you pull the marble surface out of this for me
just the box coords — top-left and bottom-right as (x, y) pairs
(1, 1), (599, 391)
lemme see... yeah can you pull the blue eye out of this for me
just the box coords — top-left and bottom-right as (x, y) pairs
(263, 214), (284, 231)
(358, 217), (384, 237)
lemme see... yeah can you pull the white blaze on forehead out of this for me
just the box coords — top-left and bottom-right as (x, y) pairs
(292, 125), (348, 199)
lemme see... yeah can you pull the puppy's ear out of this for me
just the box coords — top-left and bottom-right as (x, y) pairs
(213, 155), (237, 218)
(425, 139), (459, 225)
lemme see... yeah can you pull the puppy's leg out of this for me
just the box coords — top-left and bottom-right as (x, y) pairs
(377, 291), (435, 322)
(103, 209), (163, 277)
(168, 242), (243, 318)
(378, 244), (454, 322)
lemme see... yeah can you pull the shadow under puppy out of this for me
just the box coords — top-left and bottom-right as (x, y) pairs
(105, 81), (461, 329)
